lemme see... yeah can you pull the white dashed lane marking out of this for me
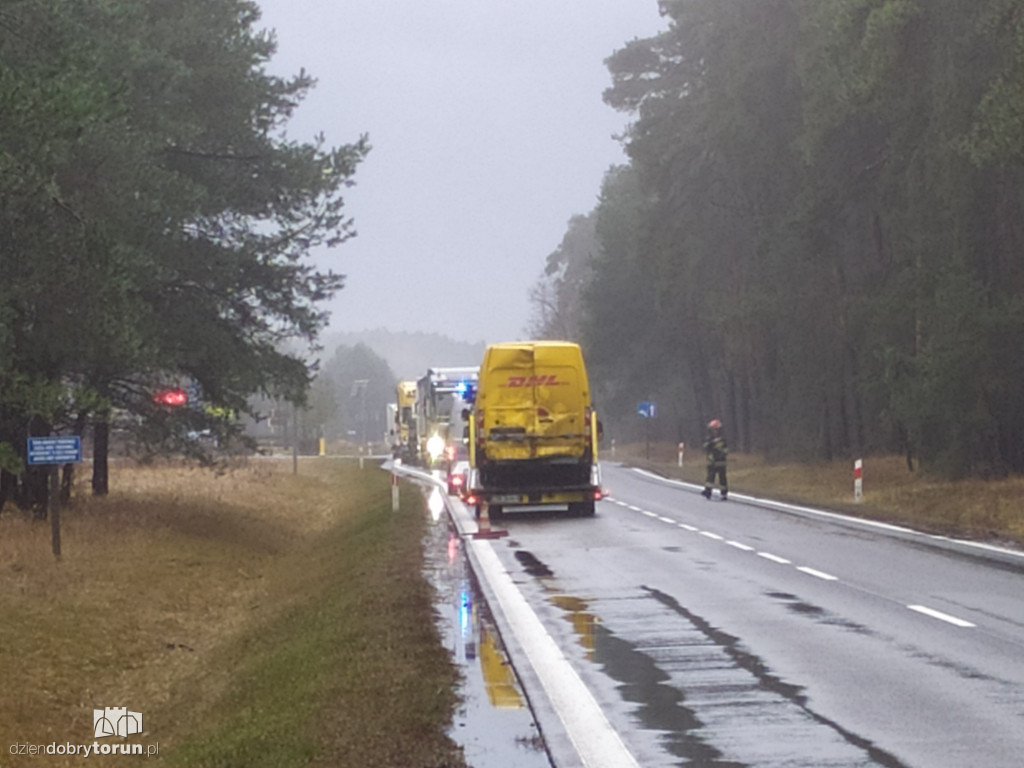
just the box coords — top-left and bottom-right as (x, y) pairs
(908, 605), (976, 628)
(797, 566), (838, 581)
(605, 495), (979, 631)
(758, 552), (792, 565)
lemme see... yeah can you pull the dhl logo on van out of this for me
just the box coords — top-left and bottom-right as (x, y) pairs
(503, 375), (567, 387)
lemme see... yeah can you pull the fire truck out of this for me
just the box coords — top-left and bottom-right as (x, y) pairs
(413, 367), (478, 467)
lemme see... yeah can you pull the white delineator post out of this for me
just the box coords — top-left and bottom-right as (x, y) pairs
(854, 459), (863, 502)
(391, 471), (400, 512)
(678, 442), (685, 468)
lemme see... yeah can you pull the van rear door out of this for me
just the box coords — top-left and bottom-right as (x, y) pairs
(482, 344), (588, 460)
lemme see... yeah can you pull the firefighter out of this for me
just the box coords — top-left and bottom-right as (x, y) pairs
(702, 419), (728, 500)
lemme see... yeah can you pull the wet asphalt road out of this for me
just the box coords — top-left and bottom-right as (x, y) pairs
(474, 462), (1024, 768)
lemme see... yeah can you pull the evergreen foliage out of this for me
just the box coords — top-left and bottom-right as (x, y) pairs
(534, 0), (1024, 476)
(0, 0), (367, 504)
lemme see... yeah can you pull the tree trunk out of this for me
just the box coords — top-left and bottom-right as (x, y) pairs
(61, 463), (75, 504)
(0, 469), (12, 517)
(92, 417), (109, 496)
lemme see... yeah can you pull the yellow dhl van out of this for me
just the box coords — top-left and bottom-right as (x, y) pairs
(467, 341), (602, 517)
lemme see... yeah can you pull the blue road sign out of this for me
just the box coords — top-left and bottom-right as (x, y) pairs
(27, 436), (82, 465)
(637, 401), (657, 418)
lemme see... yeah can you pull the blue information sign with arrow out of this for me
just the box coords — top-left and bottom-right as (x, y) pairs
(637, 401), (657, 418)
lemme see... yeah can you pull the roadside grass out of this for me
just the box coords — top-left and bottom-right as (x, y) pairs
(0, 459), (466, 768)
(613, 443), (1024, 548)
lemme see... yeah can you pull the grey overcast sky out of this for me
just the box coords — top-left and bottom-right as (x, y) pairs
(255, 1), (667, 345)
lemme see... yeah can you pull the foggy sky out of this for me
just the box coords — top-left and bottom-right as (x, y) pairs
(256, 1), (667, 345)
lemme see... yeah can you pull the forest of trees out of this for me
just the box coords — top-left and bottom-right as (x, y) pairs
(530, 0), (1024, 478)
(0, 0), (367, 507)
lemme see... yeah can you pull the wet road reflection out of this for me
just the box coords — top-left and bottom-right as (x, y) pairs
(423, 510), (551, 768)
(551, 593), (744, 767)
(505, 540), (908, 767)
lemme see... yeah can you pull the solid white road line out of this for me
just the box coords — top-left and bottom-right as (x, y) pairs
(629, 467), (1024, 561)
(907, 604), (976, 628)
(470, 541), (642, 768)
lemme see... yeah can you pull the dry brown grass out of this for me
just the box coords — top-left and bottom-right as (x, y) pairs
(613, 442), (1024, 548)
(0, 458), (465, 768)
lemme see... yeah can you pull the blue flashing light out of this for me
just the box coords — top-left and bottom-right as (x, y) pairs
(458, 380), (477, 403)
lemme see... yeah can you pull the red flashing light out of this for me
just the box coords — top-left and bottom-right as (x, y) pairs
(153, 388), (187, 407)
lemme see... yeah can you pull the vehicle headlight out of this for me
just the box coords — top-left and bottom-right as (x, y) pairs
(427, 434), (445, 460)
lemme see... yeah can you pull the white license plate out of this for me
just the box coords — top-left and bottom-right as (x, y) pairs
(491, 494), (521, 504)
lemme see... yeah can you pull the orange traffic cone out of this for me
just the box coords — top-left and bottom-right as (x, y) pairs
(473, 502), (508, 540)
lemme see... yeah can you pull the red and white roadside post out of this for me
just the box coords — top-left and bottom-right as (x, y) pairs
(854, 459), (863, 502)
(678, 442), (685, 468)
(391, 471), (400, 512)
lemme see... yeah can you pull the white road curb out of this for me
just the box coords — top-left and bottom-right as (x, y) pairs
(629, 467), (1024, 561)
(388, 460), (641, 768)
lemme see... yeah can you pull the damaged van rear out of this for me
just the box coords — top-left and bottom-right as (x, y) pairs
(467, 341), (602, 517)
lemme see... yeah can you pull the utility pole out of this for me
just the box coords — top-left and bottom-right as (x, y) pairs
(292, 404), (298, 475)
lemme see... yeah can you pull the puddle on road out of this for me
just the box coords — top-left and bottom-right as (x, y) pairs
(422, 512), (551, 768)
(494, 534), (909, 767)
(765, 590), (874, 634)
(549, 593), (745, 767)
(514, 550), (554, 578)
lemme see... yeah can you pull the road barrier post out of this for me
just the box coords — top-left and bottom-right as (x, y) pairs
(50, 465), (61, 557)
(678, 442), (685, 468)
(391, 472), (399, 512)
(854, 459), (863, 502)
